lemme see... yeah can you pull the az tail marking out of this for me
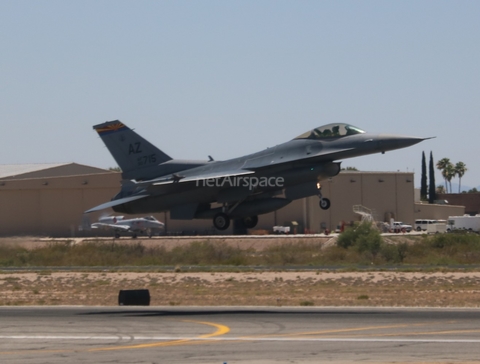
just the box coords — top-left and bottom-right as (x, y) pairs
(129, 142), (142, 155)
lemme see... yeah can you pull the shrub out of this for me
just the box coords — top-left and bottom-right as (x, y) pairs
(168, 241), (247, 265)
(380, 242), (408, 263)
(263, 242), (323, 265)
(299, 300), (314, 306)
(337, 222), (384, 257)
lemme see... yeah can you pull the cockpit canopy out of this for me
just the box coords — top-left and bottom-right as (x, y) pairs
(294, 123), (366, 140)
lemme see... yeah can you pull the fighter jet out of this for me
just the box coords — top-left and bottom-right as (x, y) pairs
(86, 120), (429, 230)
(91, 215), (164, 238)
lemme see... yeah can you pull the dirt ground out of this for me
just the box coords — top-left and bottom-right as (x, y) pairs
(1, 235), (338, 250)
(1, 270), (480, 307)
(1, 235), (479, 307)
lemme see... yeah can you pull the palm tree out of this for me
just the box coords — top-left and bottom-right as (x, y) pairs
(454, 162), (467, 193)
(444, 163), (455, 193)
(436, 158), (451, 192)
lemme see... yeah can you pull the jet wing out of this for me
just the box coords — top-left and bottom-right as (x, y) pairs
(85, 195), (149, 213)
(91, 223), (131, 231)
(151, 170), (255, 186)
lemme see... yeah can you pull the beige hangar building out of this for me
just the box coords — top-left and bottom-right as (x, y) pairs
(0, 163), (464, 236)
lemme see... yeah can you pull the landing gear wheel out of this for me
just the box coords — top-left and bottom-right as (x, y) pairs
(319, 198), (331, 210)
(242, 216), (259, 229)
(114, 233), (120, 239)
(213, 212), (230, 231)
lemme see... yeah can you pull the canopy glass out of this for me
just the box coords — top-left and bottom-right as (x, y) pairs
(294, 123), (366, 140)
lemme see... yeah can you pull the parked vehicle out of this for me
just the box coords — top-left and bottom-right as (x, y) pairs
(391, 221), (412, 233)
(426, 223), (447, 234)
(273, 226), (290, 234)
(414, 219), (437, 231)
(447, 215), (480, 232)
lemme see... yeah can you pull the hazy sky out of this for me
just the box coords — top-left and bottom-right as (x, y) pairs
(1, 1), (479, 189)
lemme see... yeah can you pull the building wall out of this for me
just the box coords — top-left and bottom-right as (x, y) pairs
(414, 202), (465, 221)
(0, 170), (467, 236)
(0, 173), (121, 236)
(303, 172), (416, 232)
(0, 163), (110, 181)
(436, 193), (480, 215)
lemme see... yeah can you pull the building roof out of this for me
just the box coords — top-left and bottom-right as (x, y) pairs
(0, 163), (111, 180)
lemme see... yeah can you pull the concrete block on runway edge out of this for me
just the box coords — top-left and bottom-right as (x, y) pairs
(118, 289), (150, 306)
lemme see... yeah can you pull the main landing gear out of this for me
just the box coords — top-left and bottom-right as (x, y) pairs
(242, 215), (259, 229)
(317, 182), (331, 210)
(213, 212), (259, 231)
(213, 212), (230, 230)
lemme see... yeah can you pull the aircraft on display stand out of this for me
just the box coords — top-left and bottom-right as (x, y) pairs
(91, 215), (164, 238)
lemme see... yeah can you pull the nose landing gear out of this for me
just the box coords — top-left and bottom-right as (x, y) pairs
(317, 182), (331, 210)
(319, 198), (331, 210)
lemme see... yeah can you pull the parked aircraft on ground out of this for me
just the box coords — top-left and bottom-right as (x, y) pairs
(86, 120), (429, 230)
(91, 215), (164, 238)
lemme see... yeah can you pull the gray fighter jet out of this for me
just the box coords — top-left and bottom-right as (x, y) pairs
(86, 121), (429, 230)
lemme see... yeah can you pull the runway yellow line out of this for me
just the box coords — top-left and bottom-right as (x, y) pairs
(241, 322), (435, 340)
(272, 321), (480, 340)
(89, 319), (230, 352)
(242, 321), (480, 341)
(0, 320), (230, 355)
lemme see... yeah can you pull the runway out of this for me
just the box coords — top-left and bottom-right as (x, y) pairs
(1, 307), (480, 363)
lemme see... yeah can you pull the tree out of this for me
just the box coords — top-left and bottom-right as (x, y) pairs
(420, 151), (427, 200)
(436, 158), (451, 193)
(444, 163), (455, 193)
(428, 152), (436, 203)
(454, 162), (467, 193)
(436, 185), (446, 194)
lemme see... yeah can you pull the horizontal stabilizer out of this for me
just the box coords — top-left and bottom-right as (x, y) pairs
(85, 195), (149, 213)
(152, 170), (255, 186)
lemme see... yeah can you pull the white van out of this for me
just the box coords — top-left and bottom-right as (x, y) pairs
(414, 219), (437, 231)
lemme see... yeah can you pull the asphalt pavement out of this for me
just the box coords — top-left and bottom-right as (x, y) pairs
(1, 306), (479, 363)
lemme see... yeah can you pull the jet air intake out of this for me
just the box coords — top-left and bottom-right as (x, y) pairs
(280, 162), (341, 186)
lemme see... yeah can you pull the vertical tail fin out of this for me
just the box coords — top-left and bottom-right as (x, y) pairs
(93, 120), (172, 178)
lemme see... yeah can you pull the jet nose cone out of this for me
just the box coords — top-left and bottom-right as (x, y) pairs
(378, 135), (433, 152)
